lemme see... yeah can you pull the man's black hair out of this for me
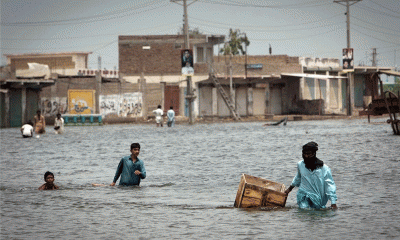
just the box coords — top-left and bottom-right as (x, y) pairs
(302, 141), (318, 153)
(131, 143), (141, 150)
(157, 105), (162, 109)
(44, 171), (54, 180)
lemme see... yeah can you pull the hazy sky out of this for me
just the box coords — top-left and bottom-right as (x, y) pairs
(1, 0), (399, 73)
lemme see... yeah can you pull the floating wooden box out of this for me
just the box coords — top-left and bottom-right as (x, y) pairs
(234, 174), (287, 208)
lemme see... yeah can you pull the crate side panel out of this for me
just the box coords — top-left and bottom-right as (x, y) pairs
(234, 175), (246, 208)
(241, 188), (262, 208)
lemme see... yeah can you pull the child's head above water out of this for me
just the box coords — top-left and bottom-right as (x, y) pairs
(44, 171), (55, 182)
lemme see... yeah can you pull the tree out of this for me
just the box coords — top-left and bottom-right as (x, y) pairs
(220, 28), (250, 56)
(383, 76), (400, 95)
(178, 27), (202, 37)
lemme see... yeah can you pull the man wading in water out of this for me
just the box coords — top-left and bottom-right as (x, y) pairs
(111, 143), (146, 186)
(285, 142), (337, 209)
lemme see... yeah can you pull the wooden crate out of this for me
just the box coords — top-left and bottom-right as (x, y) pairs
(234, 174), (287, 208)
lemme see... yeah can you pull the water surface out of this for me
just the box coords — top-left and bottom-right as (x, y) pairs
(1, 118), (399, 239)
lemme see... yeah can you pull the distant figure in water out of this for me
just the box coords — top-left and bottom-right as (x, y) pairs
(38, 171), (59, 190)
(21, 120), (34, 138)
(285, 142), (337, 209)
(111, 143), (146, 186)
(54, 113), (64, 134)
(167, 106), (175, 127)
(153, 105), (164, 127)
(34, 110), (46, 134)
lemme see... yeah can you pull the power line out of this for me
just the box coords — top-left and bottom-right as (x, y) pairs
(190, 13), (342, 30)
(351, 15), (400, 33)
(352, 28), (400, 46)
(251, 29), (338, 42)
(334, 0), (362, 48)
(352, 23), (400, 37)
(198, 0), (333, 9)
(1, 21), (181, 41)
(368, 0), (400, 15)
(2, 1), (168, 26)
(355, 3), (400, 19)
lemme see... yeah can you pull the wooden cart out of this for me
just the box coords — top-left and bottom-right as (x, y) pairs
(234, 174), (287, 208)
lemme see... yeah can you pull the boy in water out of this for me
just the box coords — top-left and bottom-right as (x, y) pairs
(38, 171), (59, 190)
(54, 113), (64, 134)
(111, 143), (146, 186)
(21, 121), (34, 138)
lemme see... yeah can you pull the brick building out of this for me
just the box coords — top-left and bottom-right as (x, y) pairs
(118, 34), (225, 117)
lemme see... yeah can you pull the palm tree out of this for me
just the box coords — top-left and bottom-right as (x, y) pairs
(220, 29), (250, 56)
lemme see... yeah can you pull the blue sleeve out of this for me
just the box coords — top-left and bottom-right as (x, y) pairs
(113, 159), (123, 183)
(139, 161), (146, 179)
(324, 167), (337, 204)
(291, 162), (302, 187)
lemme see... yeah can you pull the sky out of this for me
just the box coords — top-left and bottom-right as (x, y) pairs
(1, 0), (399, 81)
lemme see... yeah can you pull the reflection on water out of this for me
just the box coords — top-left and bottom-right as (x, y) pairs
(1, 118), (399, 239)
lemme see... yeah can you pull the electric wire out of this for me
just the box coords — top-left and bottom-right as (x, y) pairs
(198, 0), (333, 9)
(2, 0), (168, 26)
(368, 0), (400, 15)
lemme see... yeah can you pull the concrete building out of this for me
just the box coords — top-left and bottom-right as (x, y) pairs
(197, 55), (396, 119)
(4, 52), (92, 78)
(197, 54), (302, 118)
(0, 65), (55, 128)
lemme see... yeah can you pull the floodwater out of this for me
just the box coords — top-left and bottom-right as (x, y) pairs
(1, 118), (399, 239)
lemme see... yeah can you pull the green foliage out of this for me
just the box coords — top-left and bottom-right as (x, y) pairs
(383, 77), (400, 95)
(220, 28), (250, 56)
(179, 27), (202, 37)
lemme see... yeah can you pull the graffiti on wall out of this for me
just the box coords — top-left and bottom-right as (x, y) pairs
(41, 97), (68, 116)
(100, 92), (142, 117)
(68, 90), (95, 114)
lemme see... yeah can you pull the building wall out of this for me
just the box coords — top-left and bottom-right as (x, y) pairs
(354, 74), (365, 108)
(7, 53), (90, 77)
(40, 76), (164, 119)
(212, 55), (301, 77)
(253, 88), (266, 115)
(217, 86), (231, 117)
(119, 35), (216, 76)
(199, 86), (213, 116)
(236, 87), (247, 116)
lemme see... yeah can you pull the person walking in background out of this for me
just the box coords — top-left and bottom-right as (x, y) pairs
(167, 106), (175, 127)
(54, 113), (64, 134)
(285, 142), (337, 209)
(34, 110), (46, 134)
(111, 143), (146, 186)
(38, 171), (59, 190)
(21, 121), (34, 138)
(153, 105), (164, 127)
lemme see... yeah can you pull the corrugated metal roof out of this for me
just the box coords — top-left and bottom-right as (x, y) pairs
(281, 73), (347, 79)
(379, 70), (400, 77)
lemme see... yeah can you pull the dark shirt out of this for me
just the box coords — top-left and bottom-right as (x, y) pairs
(113, 156), (146, 186)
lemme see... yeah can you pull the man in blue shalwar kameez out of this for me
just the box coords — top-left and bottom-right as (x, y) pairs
(285, 142), (337, 209)
(111, 143), (146, 186)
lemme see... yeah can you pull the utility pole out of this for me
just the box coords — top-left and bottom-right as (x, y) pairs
(171, 0), (198, 125)
(98, 56), (102, 71)
(334, 0), (362, 48)
(372, 48), (378, 67)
